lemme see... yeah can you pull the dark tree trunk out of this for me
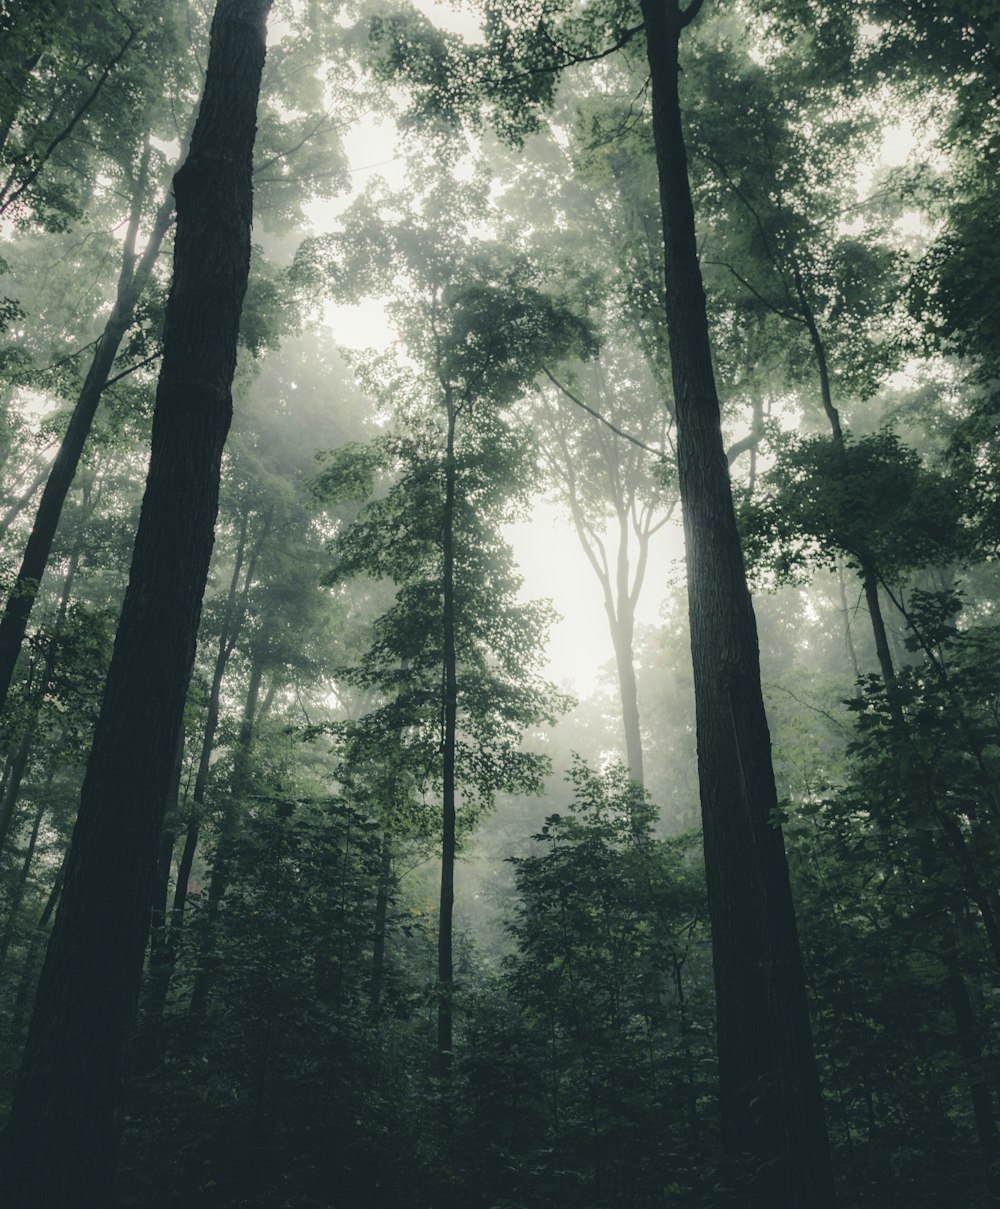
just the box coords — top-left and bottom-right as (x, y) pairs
(436, 395), (458, 1076)
(370, 662), (408, 1016)
(0, 146), (177, 719)
(0, 2), (272, 1201)
(639, 2), (836, 1204)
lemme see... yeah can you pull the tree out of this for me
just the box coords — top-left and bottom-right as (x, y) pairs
(303, 168), (591, 1070)
(0, 0), (274, 1200)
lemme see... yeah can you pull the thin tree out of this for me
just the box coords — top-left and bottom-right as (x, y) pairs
(0, 0), (273, 1201)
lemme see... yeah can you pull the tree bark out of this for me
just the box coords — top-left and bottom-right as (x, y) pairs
(640, 2), (836, 1204)
(0, 1), (272, 1201)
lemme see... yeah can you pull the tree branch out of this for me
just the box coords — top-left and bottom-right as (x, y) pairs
(0, 24), (137, 217)
(680, 0), (706, 28)
(541, 367), (666, 461)
(489, 23), (645, 89)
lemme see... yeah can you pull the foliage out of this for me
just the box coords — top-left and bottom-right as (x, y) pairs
(739, 429), (964, 585)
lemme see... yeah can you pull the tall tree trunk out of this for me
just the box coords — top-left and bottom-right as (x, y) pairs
(639, 2), (836, 1204)
(0, 3), (273, 1201)
(552, 414), (650, 786)
(436, 394), (458, 1077)
(0, 134), (177, 718)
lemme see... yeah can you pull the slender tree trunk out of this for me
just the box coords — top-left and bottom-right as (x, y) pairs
(553, 413), (649, 786)
(0, 546), (80, 855)
(0, 3), (272, 1201)
(437, 395), (458, 1077)
(836, 556), (862, 689)
(188, 658), (263, 1023)
(371, 662), (407, 1015)
(0, 137), (177, 718)
(135, 731), (186, 1065)
(10, 856), (64, 1034)
(370, 834), (394, 1013)
(140, 518), (257, 1028)
(609, 570), (643, 784)
(639, 3), (836, 1204)
(0, 778), (50, 971)
(942, 934), (1000, 1204)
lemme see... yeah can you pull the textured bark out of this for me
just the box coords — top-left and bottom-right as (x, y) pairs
(0, 1), (272, 1201)
(0, 145), (176, 719)
(436, 395), (458, 1076)
(640, 2), (836, 1204)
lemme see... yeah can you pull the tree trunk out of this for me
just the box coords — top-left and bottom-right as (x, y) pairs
(134, 731), (185, 1067)
(436, 394), (458, 1077)
(0, 545), (80, 856)
(370, 834), (394, 1013)
(0, 135), (177, 718)
(608, 579), (643, 784)
(0, 2), (272, 1201)
(10, 855), (64, 1034)
(0, 780), (50, 972)
(639, 2), (836, 1204)
(188, 657), (263, 1023)
(140, 518), (258, 1030)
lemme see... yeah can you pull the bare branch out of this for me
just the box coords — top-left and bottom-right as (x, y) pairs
(541, 367), (666, 461)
